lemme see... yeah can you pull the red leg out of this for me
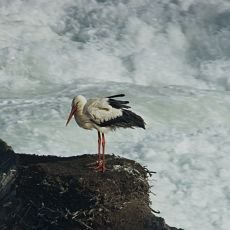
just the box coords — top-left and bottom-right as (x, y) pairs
(101, 133), (106, 172)
(87, 132), (105, 172)
(97, 131), (101, 164)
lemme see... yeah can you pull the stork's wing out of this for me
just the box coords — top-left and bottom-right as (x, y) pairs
(85, 98), (123, 125)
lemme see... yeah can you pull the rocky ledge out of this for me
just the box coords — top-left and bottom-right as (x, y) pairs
(0, 139), (182, 230)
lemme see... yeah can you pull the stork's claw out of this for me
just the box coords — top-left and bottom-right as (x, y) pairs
(94, 163), (106, 173)
(86, 160), (106, 172)
(86, 160), (103, 167)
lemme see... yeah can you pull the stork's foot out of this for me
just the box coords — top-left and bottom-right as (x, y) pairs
(86, 160), (106, 172)
(86, 160), (103, 167)
(95, 163), (106, 173)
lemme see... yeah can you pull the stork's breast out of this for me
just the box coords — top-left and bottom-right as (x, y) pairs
(75, 115), (94, 130)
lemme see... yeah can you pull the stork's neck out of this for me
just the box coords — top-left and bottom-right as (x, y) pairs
(73, 98), (93, 130)
(76, 103), (85, 114)
(74, 96), (89, 129)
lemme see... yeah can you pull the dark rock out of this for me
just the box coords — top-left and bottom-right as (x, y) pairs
(0, 139), (183, 230)
(0, 139), (16, 210)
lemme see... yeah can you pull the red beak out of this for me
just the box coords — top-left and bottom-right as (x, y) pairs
(66, 106), (77, 126)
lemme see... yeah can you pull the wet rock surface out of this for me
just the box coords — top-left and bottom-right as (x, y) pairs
(0, 139), (182, 230)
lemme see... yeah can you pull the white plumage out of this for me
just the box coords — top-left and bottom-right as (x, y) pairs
(85, 97), (123, 130)
(66, 94), (145, 172)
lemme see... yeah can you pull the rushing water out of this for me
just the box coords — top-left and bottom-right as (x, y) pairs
(1, 0), (230, 229)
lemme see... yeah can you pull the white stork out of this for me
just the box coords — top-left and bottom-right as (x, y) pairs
(66, 94), (145, 172)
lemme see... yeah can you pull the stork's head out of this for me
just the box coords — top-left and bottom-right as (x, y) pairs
(66, 95), (86, 126)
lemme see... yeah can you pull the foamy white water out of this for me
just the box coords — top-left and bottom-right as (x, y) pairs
(1, 0), (230, 229)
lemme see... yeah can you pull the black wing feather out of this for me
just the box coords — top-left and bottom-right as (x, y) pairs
(106, 94), (131, 109)
(107, 94), (125, 98)
(97, 109), (146, 129)
(108, 98), (131, 109)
